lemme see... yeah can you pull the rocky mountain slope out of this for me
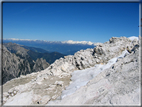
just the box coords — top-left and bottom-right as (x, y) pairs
(48, 41), (140, 105)
(2, 36), (140, 106)
(3, 42), (65, 64)
(1, 45), (50, 84)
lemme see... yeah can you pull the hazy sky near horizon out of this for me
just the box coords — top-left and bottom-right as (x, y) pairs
(3, 2), (139, 43)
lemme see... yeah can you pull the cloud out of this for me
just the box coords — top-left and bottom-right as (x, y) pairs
(61, 40), (95, 45)
(3, 38), (103, 46)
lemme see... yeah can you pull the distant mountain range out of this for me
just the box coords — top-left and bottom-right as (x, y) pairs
(2, 36), (140, 105)
(4, 38), (96, 45)
(3, 42), (65, 64)
(3, 38), (96, 55)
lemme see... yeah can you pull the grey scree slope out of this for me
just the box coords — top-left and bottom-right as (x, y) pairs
(2, 36), (141, 106)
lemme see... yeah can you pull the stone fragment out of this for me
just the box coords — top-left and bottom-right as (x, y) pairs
(54, 81), (64, 87)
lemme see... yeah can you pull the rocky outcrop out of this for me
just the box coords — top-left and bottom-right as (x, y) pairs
(44, 36), (138, 77)
(2, 36), (140, 106)
(33, 58), (50, 72)
(48, 42), (140, 105)
(2, 45), (50, 84)
(4, 42), (29, 59)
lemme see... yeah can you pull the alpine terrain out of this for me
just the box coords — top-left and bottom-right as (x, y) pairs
(1, 44), (50, 84)
(3, 39), (96, 55)
(1, 36), (141, 106)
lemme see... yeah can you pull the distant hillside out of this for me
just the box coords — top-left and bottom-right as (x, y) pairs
(3, 42), (65, 64)
(3, 39), (95, 55)
(21, 45), (49, 53)
(27, 50), (65, 64)
(1, 44), (50, 84)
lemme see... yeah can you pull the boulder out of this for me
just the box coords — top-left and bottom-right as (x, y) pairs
(93, 46), (106, 56)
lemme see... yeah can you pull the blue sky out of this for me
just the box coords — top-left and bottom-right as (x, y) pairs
(3, 2), (139, 43)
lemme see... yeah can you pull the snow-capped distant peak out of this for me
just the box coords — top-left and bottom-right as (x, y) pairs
(62, 40), (95, 45)
(4, 38), (96, 46)
(3, 38), (59, 43)
(128, 36), (139, 41)
(3, 38), (37, 41)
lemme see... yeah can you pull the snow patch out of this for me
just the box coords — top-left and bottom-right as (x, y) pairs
(128, 36), (139, 41)
(60, 50), (129, 99)
(4, 91), (33, 105)
(62, 40), (95, 45)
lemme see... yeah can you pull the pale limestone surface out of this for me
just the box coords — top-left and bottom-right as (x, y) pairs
(2, 36), (140, 106)
(48, 43), (140, 105)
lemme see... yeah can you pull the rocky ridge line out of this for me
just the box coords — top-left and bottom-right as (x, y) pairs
(48, 40), (140, 105)
(39, 36), (138, 77)
(3, 36), (140, 105)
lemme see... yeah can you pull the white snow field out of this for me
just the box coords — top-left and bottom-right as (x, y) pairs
(128, 36), (139, 41)
(48, 50), (130, 103)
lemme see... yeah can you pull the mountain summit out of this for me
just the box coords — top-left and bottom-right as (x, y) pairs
(2, 36), (140, 106)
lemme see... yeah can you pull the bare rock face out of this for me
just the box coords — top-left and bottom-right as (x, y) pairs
(48, 43), (140, 105)
(3, 42), (29, 58)
(109, 37), (119, 43)
(2, 36), (140, 106)
(2, 45), (50, 84)
(2, 45), (31, 84)
(33, 58), (50, 72)
(93, 45), (106, 56)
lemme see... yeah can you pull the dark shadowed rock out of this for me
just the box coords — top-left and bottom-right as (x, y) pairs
(33, 58), (50, 72)
(93, 45), (106, 56)
(2, 45), (50, 84)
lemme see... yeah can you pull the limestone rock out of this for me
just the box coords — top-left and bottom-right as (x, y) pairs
(54, 81), (64, 87)
(2, 36), (140, 106)
(93, 45), (106, 56)
(47, 44), (140, 105)
(33, 58), (50, 72)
